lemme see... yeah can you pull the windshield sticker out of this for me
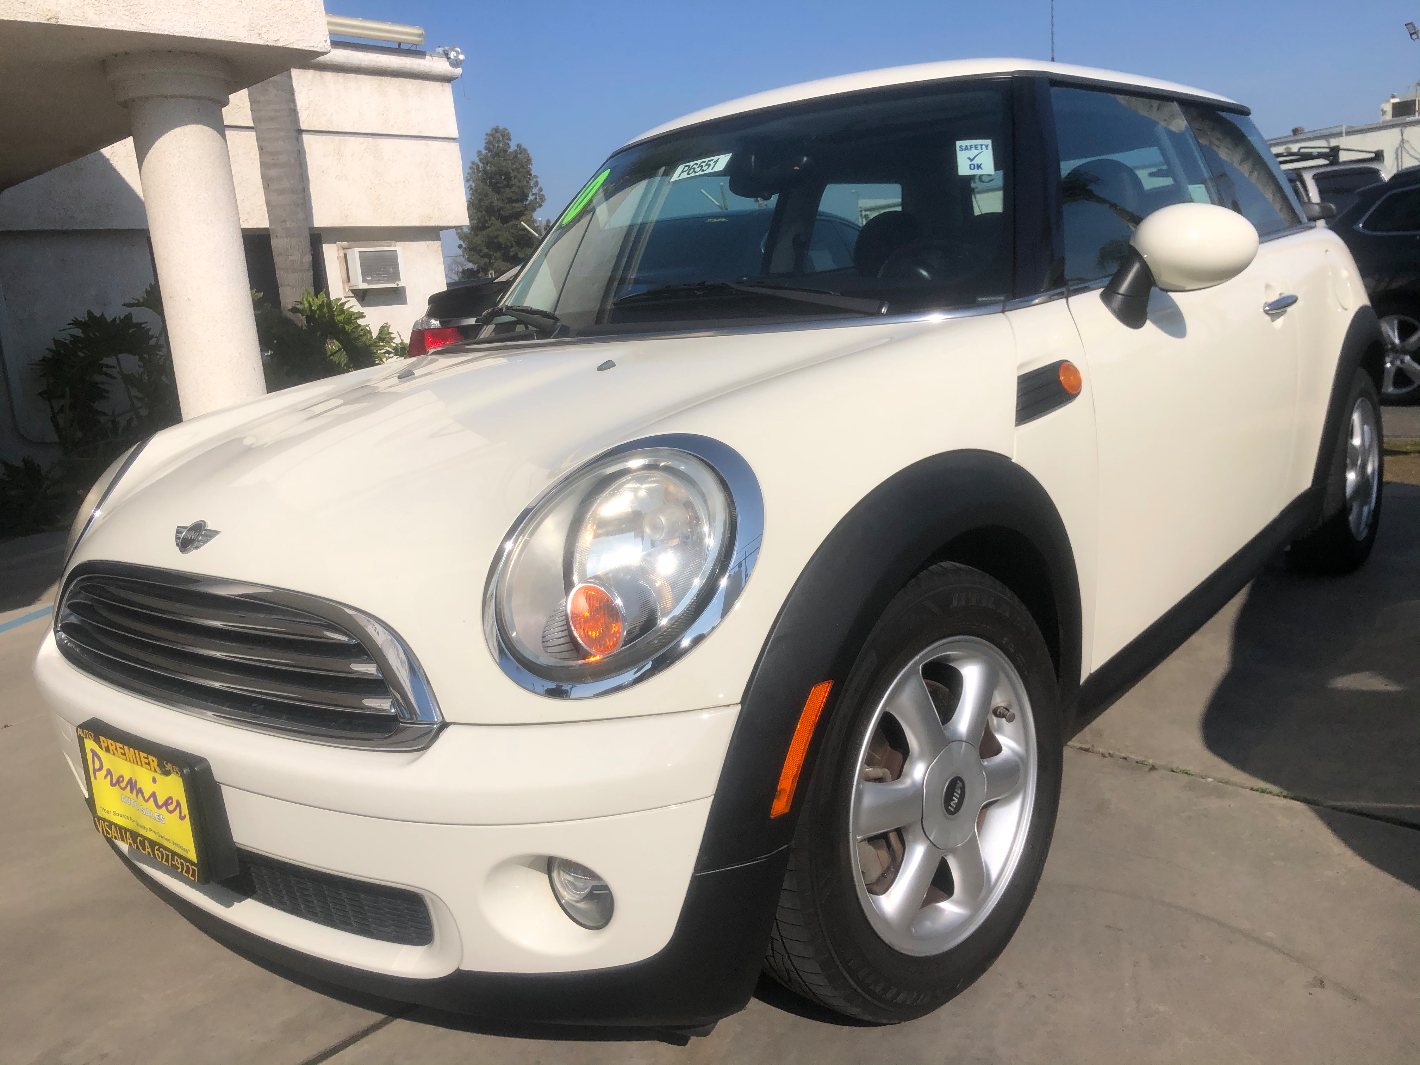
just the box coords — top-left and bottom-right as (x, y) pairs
(671, 154), (732, 181)
(559, 168), (612, 227)
(956, 140), (994, 176)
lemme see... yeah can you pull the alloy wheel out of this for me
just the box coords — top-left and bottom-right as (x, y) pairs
(848, 636), (1037, 956)
(1346, 396), (1381, 540)
(1379, 313), (1420, 400)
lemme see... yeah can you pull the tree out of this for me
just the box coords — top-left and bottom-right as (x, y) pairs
(456, 126), (546, 278)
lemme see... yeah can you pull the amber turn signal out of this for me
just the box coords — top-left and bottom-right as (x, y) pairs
(567, 583), (624, 657)
(1058, 360), (1083, 396)
(770, 680), (833, 818)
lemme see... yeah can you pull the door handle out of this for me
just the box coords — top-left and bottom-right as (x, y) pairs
(1263, 293), (1299, 314)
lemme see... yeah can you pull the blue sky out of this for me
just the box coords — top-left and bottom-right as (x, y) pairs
(332, 0), (1420, 252)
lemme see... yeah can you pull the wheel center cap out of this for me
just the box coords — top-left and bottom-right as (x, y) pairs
(943, 776), (967, 816)
(922, 742), (985, 850)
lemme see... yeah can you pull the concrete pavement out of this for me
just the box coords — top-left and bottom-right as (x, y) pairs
(2, 489), (1417, 1063)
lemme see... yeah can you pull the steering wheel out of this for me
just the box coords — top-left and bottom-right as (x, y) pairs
(877, 240), (979, 284)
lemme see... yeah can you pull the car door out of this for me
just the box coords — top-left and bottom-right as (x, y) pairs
(1051, 87), (1303, 668)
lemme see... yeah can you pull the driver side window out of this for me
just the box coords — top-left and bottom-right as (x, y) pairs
(1051, 88), (1211, 284)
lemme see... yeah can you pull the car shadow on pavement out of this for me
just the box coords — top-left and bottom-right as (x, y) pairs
(1201, 482), (1420, 890)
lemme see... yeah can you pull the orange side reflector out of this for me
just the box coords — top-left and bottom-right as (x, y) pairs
(770, 680), (833, 818)
(1058, 360), (1083, 396)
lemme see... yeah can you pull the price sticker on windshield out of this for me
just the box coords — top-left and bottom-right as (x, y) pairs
(672, 154), (732, 181)
(956, 140), (994, 176)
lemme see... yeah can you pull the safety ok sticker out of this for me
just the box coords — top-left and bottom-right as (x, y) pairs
(956, 140), (994, 176)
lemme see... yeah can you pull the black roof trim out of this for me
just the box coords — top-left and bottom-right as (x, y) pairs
(622, 69), (1245, 151)
(1037, 70), (1249, 114)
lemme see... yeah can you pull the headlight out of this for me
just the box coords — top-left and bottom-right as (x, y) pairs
(62, 439), (150, 570)
(485, 435), (762, 697)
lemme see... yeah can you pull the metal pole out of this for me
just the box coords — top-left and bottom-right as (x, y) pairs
(1051, 0), (1056, 62)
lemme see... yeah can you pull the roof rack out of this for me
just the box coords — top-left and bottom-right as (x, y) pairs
(1273, 145), (1385, 168)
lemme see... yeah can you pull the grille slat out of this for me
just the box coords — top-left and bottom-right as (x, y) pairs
(224, 850), (434, 946)
(82, 579), (358, 643)
(66, 593), (382, 677)
(56, 565), (442, 751)
(62, 617), (396, 713)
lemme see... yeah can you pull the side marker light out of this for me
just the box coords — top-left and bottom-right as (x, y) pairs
(770, 680), (833, 818)
(1058, 360), (1083, 395)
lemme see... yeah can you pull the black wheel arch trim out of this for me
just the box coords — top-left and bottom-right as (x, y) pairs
(1313, 304), (1382, 520)
(696, 448), (1082, 876)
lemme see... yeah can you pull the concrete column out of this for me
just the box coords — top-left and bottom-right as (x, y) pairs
(105, 51), (266, 420)
(248, 71), (316, 317)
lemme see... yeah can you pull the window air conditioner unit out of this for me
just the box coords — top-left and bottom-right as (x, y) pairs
(346, 247), (403, 290)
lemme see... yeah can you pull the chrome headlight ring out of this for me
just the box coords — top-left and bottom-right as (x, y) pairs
(484, 434), (763, 699)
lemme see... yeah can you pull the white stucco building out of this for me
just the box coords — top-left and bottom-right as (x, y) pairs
(1267, 91), (1420, 182)
(0, 6), (466, 464)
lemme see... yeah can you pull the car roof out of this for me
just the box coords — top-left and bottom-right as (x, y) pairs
(625, 59), (1240, 148)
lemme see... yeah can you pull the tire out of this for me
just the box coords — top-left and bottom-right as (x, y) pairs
(1288, 367), (1383, 575)
(763, 562), (1062, 1023)
(1377, 308), (1420, 405)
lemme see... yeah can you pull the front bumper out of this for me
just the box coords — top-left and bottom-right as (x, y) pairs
(36, 634), (780, 1023)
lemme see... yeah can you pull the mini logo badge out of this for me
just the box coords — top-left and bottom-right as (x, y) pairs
(944, 775), (967, 816)
(174, 520), (220, 554)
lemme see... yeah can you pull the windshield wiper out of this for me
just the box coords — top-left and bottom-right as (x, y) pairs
(477, 304), (563, 335)
(614, 281), (885, 316)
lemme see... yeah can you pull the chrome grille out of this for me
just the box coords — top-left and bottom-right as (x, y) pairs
(56, 563), (441, 750)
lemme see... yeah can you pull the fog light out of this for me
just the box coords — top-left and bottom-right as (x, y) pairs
(547, 857), (614, 929)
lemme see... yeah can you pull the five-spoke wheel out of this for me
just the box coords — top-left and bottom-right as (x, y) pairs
(764, 563), (1061, 1023)
(850, 637), (1036, 955)
(1380, 312), (1420, 403)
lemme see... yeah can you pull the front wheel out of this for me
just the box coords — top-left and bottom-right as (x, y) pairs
(764, 563), (1062, 1023)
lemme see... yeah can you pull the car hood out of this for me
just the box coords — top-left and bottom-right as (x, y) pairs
(69, 320), (941, 723)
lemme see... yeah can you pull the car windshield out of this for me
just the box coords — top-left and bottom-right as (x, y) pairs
(492, 81), (1014, 340)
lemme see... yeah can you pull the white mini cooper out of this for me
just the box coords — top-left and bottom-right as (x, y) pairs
(39, 59), (1383, 1029)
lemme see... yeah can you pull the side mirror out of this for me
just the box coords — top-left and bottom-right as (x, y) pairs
(1101, 203), (1260, 329)
(1302, 201), (1337, 222)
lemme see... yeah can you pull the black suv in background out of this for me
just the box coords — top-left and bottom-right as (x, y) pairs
(1333, 167), (1420, 402)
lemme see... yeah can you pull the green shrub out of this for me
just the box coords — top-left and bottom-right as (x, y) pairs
(0, 457), (65, 537)
(255, 289), (406, 388)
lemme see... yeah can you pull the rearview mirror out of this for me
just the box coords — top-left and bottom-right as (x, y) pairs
(1302, 201), (1337, 222)
(1101, 203), (1260, 329)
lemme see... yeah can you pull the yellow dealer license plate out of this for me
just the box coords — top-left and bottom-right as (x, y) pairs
(77, 719), (238, 884)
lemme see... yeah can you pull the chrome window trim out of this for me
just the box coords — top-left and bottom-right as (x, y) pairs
(1005, 287), (1068, 310)
(483, 434), (764, 699)
(1354, 187), (1420, 235)
(56, 562), (444, 752)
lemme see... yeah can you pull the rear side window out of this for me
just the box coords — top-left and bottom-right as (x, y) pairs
(1183, 108), (1301, 237)
(1050, 87), (1212, 283)
(1313, 168), (1382, 217)
(1360, 187), (1420, 233)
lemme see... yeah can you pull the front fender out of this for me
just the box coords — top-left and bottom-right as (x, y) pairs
(695, 448), (1080, 876)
